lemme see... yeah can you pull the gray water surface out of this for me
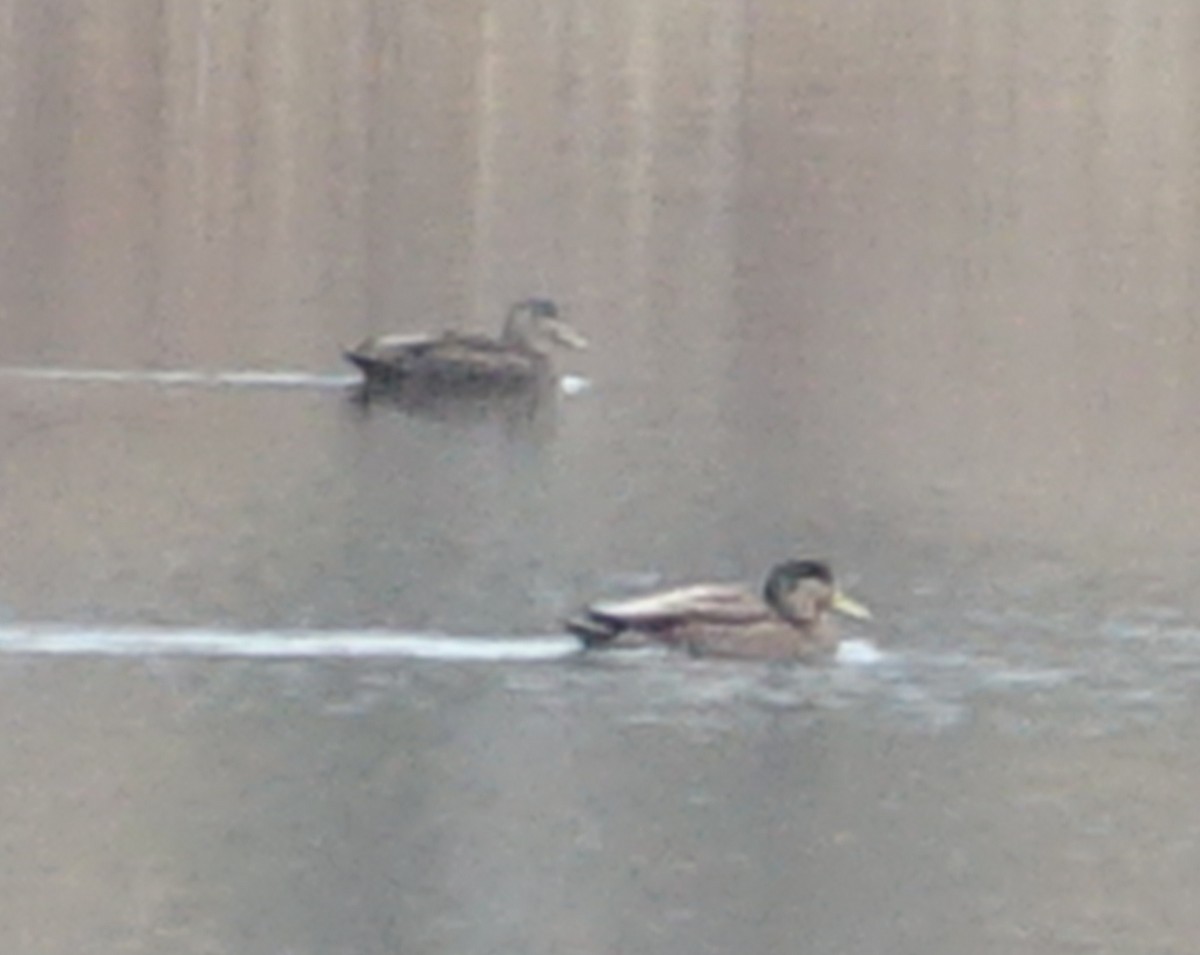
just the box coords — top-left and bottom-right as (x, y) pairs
(2, 0), (1200, 952)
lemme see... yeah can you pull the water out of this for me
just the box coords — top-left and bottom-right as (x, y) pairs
(0, 368), (359, 389)
(2, 0), (1200, 952)
(0, 624), (583, 661)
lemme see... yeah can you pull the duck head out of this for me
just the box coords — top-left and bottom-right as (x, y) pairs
(763, 559), (872, 626)
(501, 298), (588, 353)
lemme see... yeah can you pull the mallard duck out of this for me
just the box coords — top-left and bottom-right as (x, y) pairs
(344, 298), (586, 392)
(565, 560), (871, 661)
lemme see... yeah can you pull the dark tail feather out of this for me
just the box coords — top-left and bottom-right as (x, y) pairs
(564, 613), (624, 648)
(343, 351), (411, 389)
(343, 349), (375, 374)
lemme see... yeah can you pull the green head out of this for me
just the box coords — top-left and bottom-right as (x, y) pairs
(763, 559), (872, 625)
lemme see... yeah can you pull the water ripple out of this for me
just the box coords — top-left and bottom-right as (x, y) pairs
(0, 624), (581, 661)
(0, 366), (358, 390)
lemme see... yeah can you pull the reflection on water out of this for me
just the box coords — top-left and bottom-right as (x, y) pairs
(348, 375), (557, 431)
(2, 0), (1200, 951)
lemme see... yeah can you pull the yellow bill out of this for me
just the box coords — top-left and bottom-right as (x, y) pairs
(546, 319), (588, 350)
(831, 589), (872, 620)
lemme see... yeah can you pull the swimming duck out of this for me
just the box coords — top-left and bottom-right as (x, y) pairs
(565, 560), (871, 661)
(344, 298), (586, 392)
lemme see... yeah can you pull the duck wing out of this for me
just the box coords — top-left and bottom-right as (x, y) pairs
(345, 330), (536, 381)
(588, 583), (771, 628)
(344, 332), (443, 368)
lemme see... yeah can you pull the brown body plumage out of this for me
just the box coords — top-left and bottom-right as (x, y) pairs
(566, 560), (871, 661)
(344, 298), (586, 394)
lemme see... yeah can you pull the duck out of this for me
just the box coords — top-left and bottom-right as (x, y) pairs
(344, 298), (586, 392)
(565, 559), (871, 661)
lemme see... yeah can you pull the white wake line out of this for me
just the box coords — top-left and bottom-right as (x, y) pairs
(0, 367), (359, 390)
(0, 625), (885, 666)
(0, 367), (592, 397)
(0, 625), (583, 662)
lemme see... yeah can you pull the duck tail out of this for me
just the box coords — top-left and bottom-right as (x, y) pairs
(343, 351), (410, 388)
(564, 612), (624, 648)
